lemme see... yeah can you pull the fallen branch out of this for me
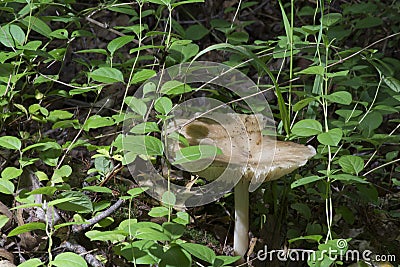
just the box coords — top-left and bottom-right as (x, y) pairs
(72, 199), (124, 233)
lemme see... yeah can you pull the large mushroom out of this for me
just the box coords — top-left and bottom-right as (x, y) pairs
(167, 113), (316, 259)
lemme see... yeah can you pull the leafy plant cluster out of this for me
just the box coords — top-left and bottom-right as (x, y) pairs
(0, 0), (399, 266)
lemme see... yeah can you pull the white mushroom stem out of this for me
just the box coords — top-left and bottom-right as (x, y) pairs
(234, 178), (250, 258)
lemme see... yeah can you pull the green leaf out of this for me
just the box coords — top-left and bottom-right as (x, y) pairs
(83, 115), (115, 131)
(28, 186), (57, 196)
(359, 111), (383, 136)
(51, 165), (72, 184)
(158, 246), (192, 267)
(130, 122), (160, 134)
(148, 206), (169, 217)
(154, 97), (173, 115)
(291, 176), (325, 189)
(331, 174), (368, 184)
(85, 230), (126, 242)
(107, 35), (135, 56)
(21, 16), (52, 37)
(125, 96), (147, 117)
(214, 255), (241, 266)
(169, 43), (199, 63)
(163, 222), (185, 239)
(123, 135), (164, 156)
(48, 197), (81, 207)
(82, 186), (113, 194)
(144, 0), (168, 5)
(55, 191), (93, 213)
(8, 222), (46, 237)
(289, 235), (323, 244)
(76, 48), (107, 55)
(0, 136), (21, 150)
(171, 0), (204, 7)
(136, 227), (171, 241)
(173, 211), (190, 225)
(355, 17), (382, 29)
(50, 29), (69, 39)
(90, 67), (124, 83)
(127, 187), (148, 198)
(0, 215), (9, 230)
(173, 145), (222, 165)
(325, 70), (349, 78)
(278, 0), (291, 45)
(161, 80), (192, 95)
(0, 179), (14, 194)
(296, 66), (325, 76)
(383, 76), (400, 92)
(0, 24), (25, 48)
(392, 178), (400, 186)
(321, 13), (342, 27)
(107, 4), (138, 15)
(317, 128), (342, 146)
(162, 191), (176, 206)
(180, 242), (216, 264)
(336, 206), (355, 224)
(47, 110), (74, 122)
(227, 31), (249, 44)
(1, 167), (22, 180)
(335, 109), (362, 120)
(293, 97), (317, 112)
(338, 155), (364, 175)
(131, 69), (156, 84)
(118, 220), (162, 234)
(51, 252), (88, 267)
(291, 203), (311, 220)
(17, 258), (43, 267)
(291, 119), (323, 137)
(185, 25), (209, 41)
(324, 91), (352, 105)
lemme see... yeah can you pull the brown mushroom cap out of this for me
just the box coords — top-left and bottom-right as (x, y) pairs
(167, 113), (316, 184)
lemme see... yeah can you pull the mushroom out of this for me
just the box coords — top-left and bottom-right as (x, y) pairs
(167, 113), (316, 259)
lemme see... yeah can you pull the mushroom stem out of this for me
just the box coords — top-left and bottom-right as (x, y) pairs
(234, 178), (250, 258)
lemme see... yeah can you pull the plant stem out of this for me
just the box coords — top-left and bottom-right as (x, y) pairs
(233, 178), (250, 258)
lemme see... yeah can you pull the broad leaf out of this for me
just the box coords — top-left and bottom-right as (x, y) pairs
(8, 222), (46, 237)
(338, 155), (364, 175)
(90, 67), (124, 83)
(55, 191), (93, 213)
(291, 176), (325, 189)
(85, 230), (126, 242)
(324, 91), (352, 105)
(161, 80), (192, 95)
(125, 96), (147, 117)
(317, 128), (342, 146)
(292, 119), (323, 137)
(0, 136), (21, 150)
(1, 167), (22, 180)
(17, 258), (43, 267)
(0, 179), (14, 194)
(173, 145), (222, 165)
(154, 97), (173, 115)
(123, 135), (164, 156)
(83, 115), (115, 131)
(130, 122), (160, 134)
(51, 252), (88, 267)
(148, 206), (169, 218)
(107, 35), (135, 55)
(180, 242), (216, 264)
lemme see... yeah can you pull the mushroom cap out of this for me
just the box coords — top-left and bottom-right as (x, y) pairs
(166, 113), (315, 185)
